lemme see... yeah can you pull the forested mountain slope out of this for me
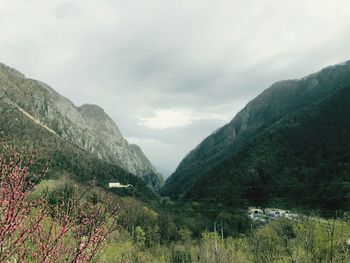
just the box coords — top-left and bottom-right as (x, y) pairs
(162, 61), (350, 198)
(185, 85), (350, 211)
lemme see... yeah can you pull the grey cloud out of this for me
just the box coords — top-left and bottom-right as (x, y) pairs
(125, 118), (227, 146)
(125, 118), (229, 172)
(53, 1), (84, 19)
(1, 0), (350, 170)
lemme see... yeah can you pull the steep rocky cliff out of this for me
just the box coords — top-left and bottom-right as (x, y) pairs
(0, 62), (163, 190)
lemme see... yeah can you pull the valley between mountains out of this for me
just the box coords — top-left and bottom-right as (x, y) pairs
(0, 61), (349, 262)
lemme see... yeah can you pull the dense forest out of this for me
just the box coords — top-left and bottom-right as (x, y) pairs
(162, 61), (350, 199)
(185, 86), (350, 213)
(1, 144), (349, 262)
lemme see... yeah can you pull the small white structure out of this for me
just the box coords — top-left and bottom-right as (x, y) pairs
(248, 207), (296, 223)
(109, 182), (132, 188)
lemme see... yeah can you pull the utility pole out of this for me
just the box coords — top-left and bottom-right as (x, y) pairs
(220, 219), (224, 240)
(214, 221), (218, 252)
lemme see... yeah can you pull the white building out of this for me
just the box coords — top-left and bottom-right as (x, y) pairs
(108, 182), (132, 188)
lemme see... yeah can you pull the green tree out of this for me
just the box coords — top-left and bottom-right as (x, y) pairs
(134, 226), (146, 245)
(178, 228), (192, 243)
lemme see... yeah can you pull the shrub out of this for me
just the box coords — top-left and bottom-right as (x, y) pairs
(0, 142), (119, 262)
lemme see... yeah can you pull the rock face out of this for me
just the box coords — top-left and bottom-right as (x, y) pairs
(0, 62), (163, 190)
(161, 60), (350, 198)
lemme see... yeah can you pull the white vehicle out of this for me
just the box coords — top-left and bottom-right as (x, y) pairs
(265, 208), (289, 218)
(248, 208), (264, 220)
(266, 209), (295, 219)
(248, 208), (264, 215)
(282, 210), (292, 219)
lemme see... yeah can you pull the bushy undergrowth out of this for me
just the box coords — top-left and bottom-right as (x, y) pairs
(98, 217), (349, 263)
(0, 143), (119, 262)
(1, 143), (349, 263)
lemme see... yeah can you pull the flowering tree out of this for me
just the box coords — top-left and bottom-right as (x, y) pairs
(0, 142), (119, 262)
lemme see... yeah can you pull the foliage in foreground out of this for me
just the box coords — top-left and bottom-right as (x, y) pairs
(0, 143), (119, 262)
(1, 143), (349, 262)
(99, 217), (350, 263)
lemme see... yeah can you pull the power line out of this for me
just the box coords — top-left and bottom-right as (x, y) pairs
(204, 181), (350, 190)
(166, 207), (348, 213)
(181, 196), (350, 203)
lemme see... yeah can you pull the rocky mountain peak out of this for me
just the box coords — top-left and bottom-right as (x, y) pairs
(0, 62), (25, 79)
(78, 104), (124, 142)
(0, 62), (163, 190)
(79, 104), (108, 118)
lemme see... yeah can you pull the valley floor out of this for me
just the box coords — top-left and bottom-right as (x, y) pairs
(99, 215), (350, 263)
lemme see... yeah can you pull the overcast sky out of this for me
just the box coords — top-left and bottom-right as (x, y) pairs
(1, 0), (350, 174)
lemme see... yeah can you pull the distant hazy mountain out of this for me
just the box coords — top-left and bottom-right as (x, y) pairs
(155, 166), (173, 179)
(161, 60), (350, 205)
(0, 62), (163, 190)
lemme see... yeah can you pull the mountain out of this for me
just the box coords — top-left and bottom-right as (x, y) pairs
(186, 86), (350, 211)
(155, 166), (173, 179)
(161, 61), (350, 202)
(0, 62), (163, 190)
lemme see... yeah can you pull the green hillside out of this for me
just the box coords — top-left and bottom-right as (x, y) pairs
(185, 86), (350, 212)
(0, 96), (158, 203)
(162, 61), (350, 198)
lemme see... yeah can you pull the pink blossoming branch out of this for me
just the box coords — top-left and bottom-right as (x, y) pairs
(0, 142), (119, 262)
